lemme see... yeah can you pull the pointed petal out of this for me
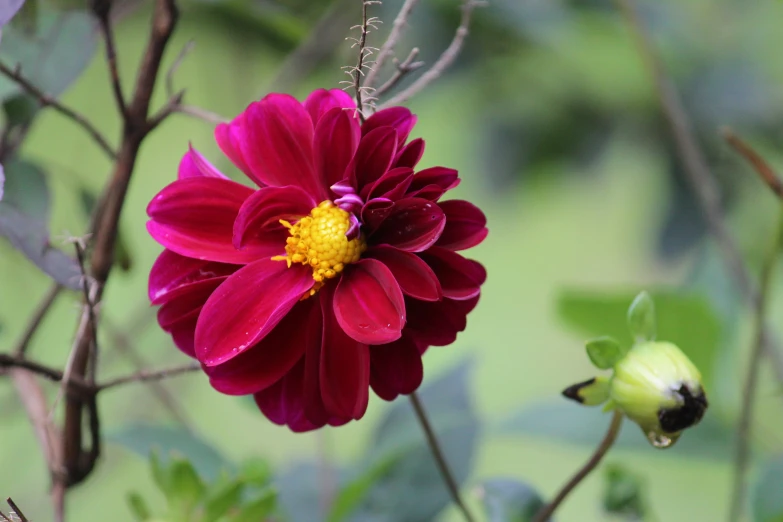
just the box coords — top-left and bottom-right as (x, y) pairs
(371, 197), (446, 252)
(370, 333), (424, 401)
(436, 200), (488, 251)
(242, 94), (324, 198)
(351, 127), (398, 191)
(405, 295), (480, 346)
(149, 249), (237, 305)
(205, 299), (319, 395)
(334, 258), (405, 344)
(366, 245), (441, 301)
(165, 311), (199, 357)
(215, 113), (263, 185)
(408, 167), (460, 196)
(233, 185), (315, 249)
(320, 285), (370, 419)
(361, 198), (394, 232)
(394, 138), (425, 169)
(315, 107), (361, 189)
(366, 167), (414, 202)
(419, 247), (486, 300)
(362, 107), (417, 144)
(195, 259), (314, 366)
(157, 278), (226, 328)
(178, 145), (229, 179)
(146, 177), (271, 264)
(304, 89), (357, 124)
(254, 360), (325, 432)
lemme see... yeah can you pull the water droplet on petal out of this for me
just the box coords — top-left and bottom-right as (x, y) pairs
(646, 431), (673, 448)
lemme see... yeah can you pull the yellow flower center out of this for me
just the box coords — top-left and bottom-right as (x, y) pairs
(272, 201), (366, 297)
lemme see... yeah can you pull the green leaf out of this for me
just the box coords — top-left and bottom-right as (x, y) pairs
(556, 288), (721, 391)
(752, 455), (783, 522)
(77, 186), (132, 271)
(150, 451), (173, 495)
(602, 463), (646, 519)
(108, 425), (234, 482)
(0, 6), (97, 101)
(203, 481), (244, 522)
(627, 291), (656, 342)
(585, 336), (624, 369)
(327, 452), (399, 522)
(166, 457), (206, 517)
(238, 457), (273, 487)
(233, 488), (277, 522)
(3, 93), (39, 127)
(498, 401), (732, 461)
(476, 478), (547, 522)
(0, 159), (80, 288)
(127, 491), (152, 521)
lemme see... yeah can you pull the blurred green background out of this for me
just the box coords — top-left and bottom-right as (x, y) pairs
(2, 0), (783, 520)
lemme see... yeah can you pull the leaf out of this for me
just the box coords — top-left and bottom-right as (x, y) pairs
(346, 359), (480, 522)
(0, 7), (97, 102)
(0, 159), (80, 289)
(627, 291), (656, 342)
(498, 401), (733, 461)
(752, 455), (783, 522)
(585, 336), (623, 369)
(3, 93), (39, 127)
(127, 491), (152, 521)
(203, 481), (244, 522)
(602, 463), (646, 519)
(556, 289), (721, 391)
(166, 457), (206, 517)
(277, 463), (345, 522)
(327, 452), (399, 522)
(108, 425), (234, 482)
(232, 488), (277, 522)
(77, 186), (132, 271)
(476, 478), (548, 522)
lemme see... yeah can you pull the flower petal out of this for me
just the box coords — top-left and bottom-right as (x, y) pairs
(304, 88), (357, 124)
(351, 127), (398, 191)
(166, 311), (199, 357)
(149, 249), (238, 305)
(394, 138), (425, 169)
(315, 107), (361, 189)
(370, 333), (424, 401)
(404, 295), (480, 346)
(371, 198), (446, 252)
(408, 167), (460, 196)
(362, 107), (417, 144)
(215, 114), (261, 185)
(204, 298), (320, 395)
(157, 278), (226, 328)
(320, 285), (370, 419)
(178, 145), (229, 180)
(334, 258), (405, 344)
(436, 200), (488, 251)
(233, 185), (315, 249)
(361, 198), (394, 232)
(366, 167), (414, 202)
(419, 247), (486, 300)
(147, 177), (270, 264)
(195, 258), (314, 366)
(242, 94), (324, 199)
(254, 359), (326, 432)
(366, 245), (441, 301)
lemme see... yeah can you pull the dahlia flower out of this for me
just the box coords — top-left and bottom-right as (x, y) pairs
(147, 89), (487, 431)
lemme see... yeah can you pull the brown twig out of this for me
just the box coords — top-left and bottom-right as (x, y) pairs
(363, 0), (420, 92)
(165, 40), (195, 98)
(614, 0), (783, 385)
(533, 411), (624, 522)
(5, 499), (29, 522)
(346, 0), (379, 122)
(97, 362), (200, 391)
(173, 104), (228, 125)
(94, 0), (130, 120)
(0, 61), (116, 160)
(14, 283), (62, 356)
(721, 128), (783, 200)
(372, 47), (425, 100)
(380, 0), (484, 109)
(410, 391), (476, 522)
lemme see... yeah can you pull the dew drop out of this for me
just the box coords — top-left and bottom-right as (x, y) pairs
(646, 431), (673, 448)
(358, 323), (370, 329)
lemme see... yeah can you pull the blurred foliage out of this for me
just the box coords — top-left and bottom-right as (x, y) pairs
(602, 463), (649, 521)
(752, 455), (783, 522)
(476, 478), (548, 522)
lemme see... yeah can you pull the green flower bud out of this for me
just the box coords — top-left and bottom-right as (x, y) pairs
(563, 341), (708, 449)
(610, 341), (707, 448)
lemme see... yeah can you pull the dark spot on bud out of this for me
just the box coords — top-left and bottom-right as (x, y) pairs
(658, 384), (708, 433)
(562, 378), (596, 404)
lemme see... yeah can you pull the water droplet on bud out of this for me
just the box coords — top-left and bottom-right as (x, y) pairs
(646, 431), (673, 448)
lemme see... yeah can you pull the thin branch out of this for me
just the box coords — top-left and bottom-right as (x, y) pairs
(74, 240), (99, 383)
(14, 283), (62, 356)
(409, 391), (476, 522)
(373, 47), (425, 99)
(96, 362), (200, 391)
(0, 61), (116, 160)
(5, 499), (29, 522)
(173, 104), (228, 125)
(380, 0), (484, 109)
(0, 354), (92, 392)
(348, 0), (377, 122)
(147, 90), (185, 131)
(614, 0), (783, 385)
(533, 411), (624, 522)
(721, 128), (783, 200)
(94, 0), (130, 119)
(166, 40), (195, 98)
(363, 0), (420, 91)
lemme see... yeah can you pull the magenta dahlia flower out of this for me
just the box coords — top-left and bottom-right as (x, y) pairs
(147, 89), (487, 431)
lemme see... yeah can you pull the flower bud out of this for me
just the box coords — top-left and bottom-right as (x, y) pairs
(609, 341), (707, 448)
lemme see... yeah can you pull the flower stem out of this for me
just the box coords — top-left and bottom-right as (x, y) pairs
(532, 411), (624, 522)
(409, 391), (476, 522)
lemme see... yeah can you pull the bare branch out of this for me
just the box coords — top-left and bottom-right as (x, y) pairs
(174, 104), (228, 125)
(348, 0), (380, 122)
(721, 128), (783, 200)
(380, 0), (484, 109)
(147, 90), (185, 131)
(166, 40), (195, 98)
(5, 499), (30, 522)
(0, 61), (116, 160)
(373, 47), (425, 100)
(97, 362), (201, 391)
(93, 0), (130, 119)
(14, 284), (62, 356)
(363, 0), (421, 91)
